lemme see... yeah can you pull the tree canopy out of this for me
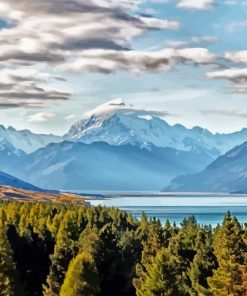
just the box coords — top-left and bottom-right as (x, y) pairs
(0, 201), (245, 296)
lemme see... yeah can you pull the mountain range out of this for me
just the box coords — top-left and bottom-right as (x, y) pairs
(14, 141), (216, 191)
(0, 124), (62, 153)
(165, 141), (247, 193)
(65, 99), (247, 157)
(1, 99), (247, 192)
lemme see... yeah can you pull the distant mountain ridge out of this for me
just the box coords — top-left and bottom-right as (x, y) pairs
(0, 139), (27, 175)
(165, 141), (247, 193)
(14, 141), (214, 191)
(0, 124), (62, 153)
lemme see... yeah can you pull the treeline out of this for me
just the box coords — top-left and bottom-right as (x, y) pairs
(0, 201), (246, 296)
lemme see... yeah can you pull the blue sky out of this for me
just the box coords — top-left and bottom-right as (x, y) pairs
(0, 0), (247, 135)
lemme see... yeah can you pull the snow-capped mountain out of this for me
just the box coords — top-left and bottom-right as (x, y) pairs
(65, 99), (247, 157)
(0, 125), (62, 153)
(0, 139), (27, 175)
(15, 141), (214, 191)
(165, 141), (247, 193)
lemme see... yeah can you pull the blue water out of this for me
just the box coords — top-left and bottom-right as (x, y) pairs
(86, 195), (247, 226)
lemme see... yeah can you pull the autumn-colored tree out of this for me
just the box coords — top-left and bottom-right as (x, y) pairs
(60, 252), (100, 296)
(208, 212), (246, 296)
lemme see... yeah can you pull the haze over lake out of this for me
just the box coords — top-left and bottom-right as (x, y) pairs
(86, 194), (247, 226)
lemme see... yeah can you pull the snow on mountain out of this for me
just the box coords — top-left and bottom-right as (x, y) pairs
(65, 99), (247, 157)
(165, 141), (247, 193)
(0, 139), (27, 175)
(0, 125), (63, 153)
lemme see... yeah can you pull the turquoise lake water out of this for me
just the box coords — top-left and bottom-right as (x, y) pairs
(86, 195), (247, 226)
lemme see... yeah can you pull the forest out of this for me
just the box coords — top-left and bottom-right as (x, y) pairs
(0, 201), (246, 296)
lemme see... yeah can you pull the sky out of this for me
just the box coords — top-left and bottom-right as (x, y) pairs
(0, 0), (247, 135)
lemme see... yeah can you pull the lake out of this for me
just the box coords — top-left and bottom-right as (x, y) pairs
(86, 194), (247, 226)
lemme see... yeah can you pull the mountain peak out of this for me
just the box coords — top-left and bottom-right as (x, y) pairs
(66, 98), (171, 143)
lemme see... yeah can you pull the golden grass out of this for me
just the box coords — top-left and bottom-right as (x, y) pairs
(0, 185), (85, 204)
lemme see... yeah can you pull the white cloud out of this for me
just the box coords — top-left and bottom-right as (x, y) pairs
(191, 36), (218, 43)
(28, 112), (55, 122)
(206, 68), (247, 80)
(165, 40), (189, 48)
(226, 21), (247, 33)
(0, 0), (180, 73)
(225, 0), (247, 5)
(177, 0), (214, 10)
(206, 68), (247, 93)
(65, 114), (77, 120)
(0, 67), (71, 107)
(59, 48), (216, 73)
(201, 108), (247, 118)
(225, 51), (247, 64)
(165, 36), (218, 48)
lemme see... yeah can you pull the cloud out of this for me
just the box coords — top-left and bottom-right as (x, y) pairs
(165, 36), (218, 48)
(65, 114), (77, 120)
(206, 68), (247, 80)
(206, 68), (247, 93)
(28, 112), (55, 122)
(200, 109), (247, 118)
(59, 48), (216, 73)
(226, 21), (247, 33)
(225, 0), (247, 4)
(0, 0), (218, 75)
(0, 102), (41, 109)
(177, 0), (214, 10)
(0, 68), (71, 107)
(206, 51), (247, 93)
(0, 0), (180, 72)
(225, 51), (247, 64)
(81, 98), (173, 120)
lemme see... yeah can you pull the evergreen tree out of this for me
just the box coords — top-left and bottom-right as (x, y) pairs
(135, 247), (179, 296)
(208, 212), (246, 296)
(134, 218), (165, 296)
(44, 211), (79, 296)
(0, 222), (20, 296)
(60, 252), (100, 296)
(168, 216), (199, 295)
(190, 229), (216, 296)
(43, 245), (75, 296)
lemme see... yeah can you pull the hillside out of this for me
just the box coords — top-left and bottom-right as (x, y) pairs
(0, 185), (85, 203)
(165, 141), (247, 193)
(0, 171), (43, 192)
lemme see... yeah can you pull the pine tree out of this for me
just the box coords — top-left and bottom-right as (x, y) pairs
(135, 247), (179, 296)
(0, 222), (20, 296)
(60, 252), (100, 296)
(44, 210), (79, 296)
(133, 219), (165, 296)
(190, 229), (216, 296)
(208, 212), (246, 296)
(168, 216), (199, 294)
